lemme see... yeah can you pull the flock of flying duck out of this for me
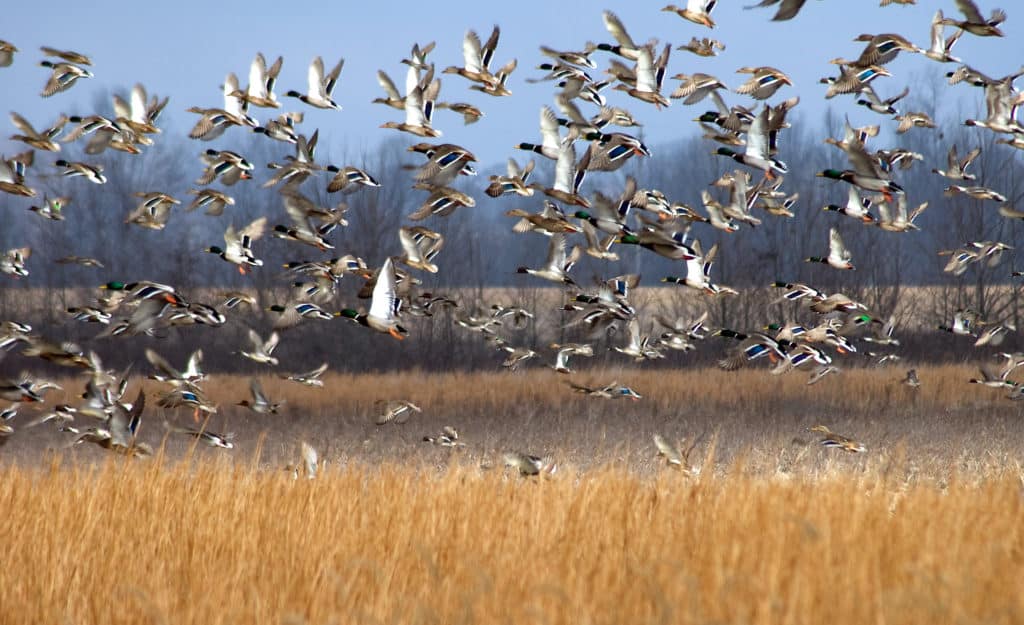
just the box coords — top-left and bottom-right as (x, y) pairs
(0, 0), (1021, 474)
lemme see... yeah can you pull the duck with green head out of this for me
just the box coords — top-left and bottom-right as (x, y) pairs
(818, 168), (903, 201)
(817, 141), (904, 202)
(204, 217), (266, 275)
(805, 227), (855, 270)
(823, 185), (875, 223)
(335, 258), (408, 340)
(100, 280), (184, 305)
(714, 105), (787, 179)
(618, 230), (698, 261)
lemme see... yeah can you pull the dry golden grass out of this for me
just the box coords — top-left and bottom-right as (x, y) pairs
(4, 366), (1024, 624)
(2, 455), (1023, 625)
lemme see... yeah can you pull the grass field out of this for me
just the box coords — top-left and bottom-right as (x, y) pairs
(2, 365), (1023, 624)
(2, 457), (1022, 624)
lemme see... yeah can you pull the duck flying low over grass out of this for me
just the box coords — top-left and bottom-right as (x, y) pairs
(375, 399), (421, 425)
(614, 318), (663, 362)
(938, 309), (981, 336)
(267, 302), (334, 331)
(975, 322), (1015, 347)
(567, 380), (642, 400)
(423, 425), (464, 447)
(236, 378), (284, 414)
(864, 316), (900, 347)
(500, 345), (538, 370)
(503, 451), (557, 476)
(969, 359), (1018, 389)
(164, 422), (234, 449)
(549, 342), (594, 374)
(146, 348), (205, 386)
(279, 363), (328, 388)
(808, 425), (866, 453)
(715, 329), (789, 370)
(239, 329), (280, 366)
(771, 343), (834, 379)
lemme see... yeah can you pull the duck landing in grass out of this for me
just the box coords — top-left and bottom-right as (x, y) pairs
(808, 425), (866, 453)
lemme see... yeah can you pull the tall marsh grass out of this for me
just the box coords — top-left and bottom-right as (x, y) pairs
(1, 455), (1022, 625)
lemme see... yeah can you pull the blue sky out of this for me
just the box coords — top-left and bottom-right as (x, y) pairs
(1, 1), (1019, 166)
